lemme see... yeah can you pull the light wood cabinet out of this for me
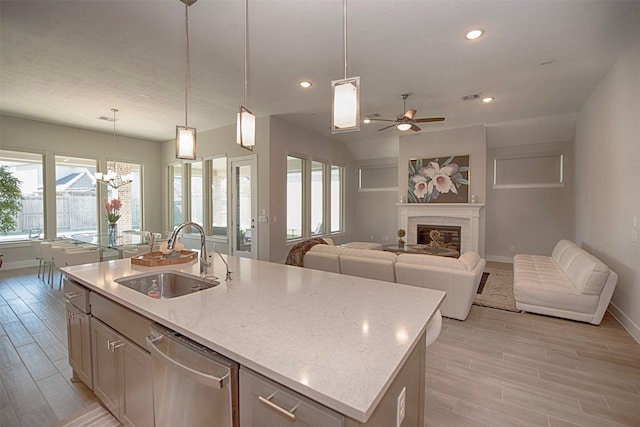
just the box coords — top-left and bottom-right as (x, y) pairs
(65, 302), (92, 388)
(240, 367), (344, 427)
(91, 314), (154, 427)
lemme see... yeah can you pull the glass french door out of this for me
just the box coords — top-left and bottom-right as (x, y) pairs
(230, 156), (257, 259)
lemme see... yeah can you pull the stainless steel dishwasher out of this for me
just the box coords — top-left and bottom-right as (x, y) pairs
(146, 323), (239, 427)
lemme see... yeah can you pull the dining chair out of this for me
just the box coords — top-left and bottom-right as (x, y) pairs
(31, 239), (45, 279)
(54, 247), (101, 289)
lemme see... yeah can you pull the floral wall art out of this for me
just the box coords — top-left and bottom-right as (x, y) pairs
(408, 155), (470, 203)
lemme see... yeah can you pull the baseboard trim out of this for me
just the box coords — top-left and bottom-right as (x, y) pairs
(486, 255), (514, 263)
(608, 303), (640, 344)
(1, 260), (38, 271)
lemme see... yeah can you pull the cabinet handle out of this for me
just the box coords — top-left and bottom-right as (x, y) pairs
(258, 392), (298, 421)
(107, 339), (125, 352)
(64, 291), (80, 301)
(70, 312), (83, 320)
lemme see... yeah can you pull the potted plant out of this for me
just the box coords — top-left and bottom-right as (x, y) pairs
(0, 166), (24, 269)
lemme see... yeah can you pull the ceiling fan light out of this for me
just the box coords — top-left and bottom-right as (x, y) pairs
(237, 106), (255, 150)
(481, 96), (494, 103)
(465, 28), (484, 40)
(363, 118), (371, 124)
(176, 126), (197, 160)
(331, 76), (360, 133)
(397, 123), (412, 131)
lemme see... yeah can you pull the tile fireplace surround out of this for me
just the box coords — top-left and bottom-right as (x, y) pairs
(398, 204), (484, 254)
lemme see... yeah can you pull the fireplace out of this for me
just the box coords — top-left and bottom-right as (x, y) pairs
(398, 203), (484, 255)
(417, 225), (461, 254)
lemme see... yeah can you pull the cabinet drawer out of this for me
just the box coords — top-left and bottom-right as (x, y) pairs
(90, 292), (151, 349)
(64, 279), (90, 313)
(240, 367), (344, 427)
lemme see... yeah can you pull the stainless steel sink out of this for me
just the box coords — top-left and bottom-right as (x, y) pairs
(115, 271), (219, 299)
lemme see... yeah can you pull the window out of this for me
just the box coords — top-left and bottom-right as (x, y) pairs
(358, 165), (398, 191)
(331, 165), (344, 233)
(286, 156), (304, 239)
(105, 161), (142, 231)
(0, 150), (44, 241)
(169, 163), (183, 228)
(190, 161), (203, 226)
(311, 161), (325, 235)
(209, 157), (227, 237)
(493, 153), (564, 189)
(55, 155), (97, 237)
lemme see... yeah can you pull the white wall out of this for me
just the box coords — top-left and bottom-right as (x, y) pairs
(0, 115), (163, 268)
(398, 125), (487, 256)
(574, 35), (640, 341)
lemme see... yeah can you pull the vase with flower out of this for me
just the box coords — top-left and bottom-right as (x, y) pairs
(397, 228), (406, 248)
(103, 197), (122, 238)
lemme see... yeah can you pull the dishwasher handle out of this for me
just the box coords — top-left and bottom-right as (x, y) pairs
(146, 335), (230, 390)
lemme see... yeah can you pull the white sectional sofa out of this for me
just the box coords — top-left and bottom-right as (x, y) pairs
(303, 243), (486, 321)
(395, 252), (486, 321)
(513, 239), (618, 325)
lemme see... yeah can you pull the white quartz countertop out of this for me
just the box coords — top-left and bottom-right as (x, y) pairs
(62, 255), (444, 423)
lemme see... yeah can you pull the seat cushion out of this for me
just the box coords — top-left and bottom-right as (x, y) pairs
(396, 253), (466, 271)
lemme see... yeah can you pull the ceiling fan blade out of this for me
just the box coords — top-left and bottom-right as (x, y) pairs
(367, 118), (395, 122)
(404, 109), (417, 120)
(414, 117), (445, 123)
(377, 124), (397, 132)
(410, 124), (421, 132)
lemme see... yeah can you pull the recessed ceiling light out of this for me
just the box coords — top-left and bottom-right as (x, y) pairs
(363, 118), (371, 124)
(481, 97), (494, 103)
(465, 29), (484, 40)
(299, 81), (312, 88)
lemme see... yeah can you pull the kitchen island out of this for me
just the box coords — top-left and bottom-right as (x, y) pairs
(62, 254), (445, 426)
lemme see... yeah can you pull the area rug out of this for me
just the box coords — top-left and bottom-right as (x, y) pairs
(473, 269), (517, 312)
(53, 402), (122, 427)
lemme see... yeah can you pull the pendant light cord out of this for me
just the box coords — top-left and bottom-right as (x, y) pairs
(111, 108), (118, 145)
(243, 0), (249, 106)
(184, 1), (191, 127)
(343, 0), (347, 80)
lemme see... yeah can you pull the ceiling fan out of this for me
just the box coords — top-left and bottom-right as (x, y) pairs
(367, 94), (445, 132)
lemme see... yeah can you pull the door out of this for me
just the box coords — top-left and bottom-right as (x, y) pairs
(230, 156), (257, 259)
(66, 303), (93, 389)
(120, 336), (154, 427)
(92, 318), (120, 417)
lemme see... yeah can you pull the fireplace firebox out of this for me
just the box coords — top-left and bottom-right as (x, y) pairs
(417, 225), (461, 253)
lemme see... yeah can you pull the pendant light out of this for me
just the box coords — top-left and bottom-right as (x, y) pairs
(175, 0), (197, 160)
(237, 0), (255, 150)
(331, 0), (360, 134)
(96, 109), (133, 189)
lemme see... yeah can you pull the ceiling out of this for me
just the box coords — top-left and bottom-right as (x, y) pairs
(2, 0), (639, 160)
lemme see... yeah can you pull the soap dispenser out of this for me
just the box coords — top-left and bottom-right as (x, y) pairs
(148, 279), (160, 299)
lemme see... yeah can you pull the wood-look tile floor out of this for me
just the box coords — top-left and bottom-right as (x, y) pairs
(0, 267), (97, 427)
(1, 265), (639, 426)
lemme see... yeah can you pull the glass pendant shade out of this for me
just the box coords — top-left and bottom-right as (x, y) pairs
(331, 76), (360, 133)
(175, 126), (197, 160)
(237, 106), (255, 150)
(397, 123), (412, 131)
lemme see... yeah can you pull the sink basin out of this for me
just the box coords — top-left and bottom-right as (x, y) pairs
(115, 271), (219, 299)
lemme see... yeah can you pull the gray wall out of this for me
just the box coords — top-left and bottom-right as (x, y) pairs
(398, 125), (487, 257)
(352, 157), (400, 245)
(574, 35), (640, 341)
(268, 117), (357, 263)
(485, 141), (574, 261)
(0, 115), (163, 268)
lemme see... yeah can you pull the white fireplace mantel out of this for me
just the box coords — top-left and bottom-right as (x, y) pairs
(398, 203), (484, 254)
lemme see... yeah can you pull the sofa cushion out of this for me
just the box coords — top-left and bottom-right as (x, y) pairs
(551, 239), (576, 263)
(396, 253), (468, 271)
(340, 242), (383, 250)
(342, 248), (396, 261)
(557, 246), (583, 272)
(564, 252), (610, 295)
(458, 252), (480, 271)
(309, 244), (343, 255)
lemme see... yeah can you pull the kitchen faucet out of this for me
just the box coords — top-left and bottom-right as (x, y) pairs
(167, 222), (210, 274)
